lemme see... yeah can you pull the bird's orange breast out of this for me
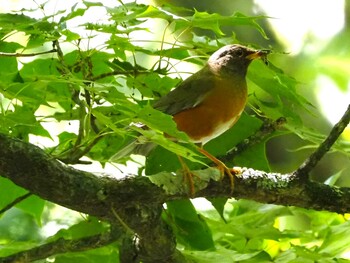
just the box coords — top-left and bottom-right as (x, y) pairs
(172, 78), (247, 144)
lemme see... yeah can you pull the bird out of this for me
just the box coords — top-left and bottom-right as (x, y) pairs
(113, 44), (268, 194)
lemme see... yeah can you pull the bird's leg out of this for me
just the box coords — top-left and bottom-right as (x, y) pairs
(197, 147), (240, 194)
(177, 156), (196, 197)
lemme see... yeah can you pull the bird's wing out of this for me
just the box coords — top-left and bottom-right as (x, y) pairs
(153, 67), (216, 115)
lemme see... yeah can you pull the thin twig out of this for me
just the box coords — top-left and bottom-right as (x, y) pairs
(111, 207), (135, 235)
(90, 70), (149, 81)
(0, 193), (32, 215)
(57, 135), (104, 164)
(0, 49), (57, 57)
(294, 104), (350, 181)
(218, 117), (287, 163)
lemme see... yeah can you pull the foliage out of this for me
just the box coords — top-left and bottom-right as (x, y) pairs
(0, 0), (350, 262)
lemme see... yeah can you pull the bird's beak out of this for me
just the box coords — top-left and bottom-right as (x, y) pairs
(246, 50), (269, 60)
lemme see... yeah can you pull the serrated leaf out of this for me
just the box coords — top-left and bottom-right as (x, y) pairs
(2, 82), (51, 109)
(0, 13), (36, 34)
(108, 2), (148, 25)
(61, 29), (81, 41)
(136, 5), (175, 22)
(135, 127), (202, 164)
(3, 106), (52, 139)
(92, 109), (128, 136)
(127, 73), (180, 98)
(59, 6), (86, 23)
(248, 60), (312, 126)
(135, 104), (189, 142)
(174, 11), (268, 39)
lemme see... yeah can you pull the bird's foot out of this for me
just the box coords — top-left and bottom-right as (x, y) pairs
(198, 147), (239, 194)
(178, 156), (197, 197)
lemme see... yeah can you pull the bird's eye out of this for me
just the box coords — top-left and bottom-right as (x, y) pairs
(234, 49), (244, 57)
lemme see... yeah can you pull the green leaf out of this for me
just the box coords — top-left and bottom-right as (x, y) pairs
(248, 60), (312, 127)
(20, 58), (61, 79)
(91, 109), (128, 136)
(136, 5), (175, 22)
(83, 1), (104, 8)
(0, 240), (39, 257)
(318, 221), (350, 256)
(166, 200), (215, 250)
(205, 113), (263, 156)
(126, 73), (180, 98)
(208, 198), (227, 222)
(51, 217), (108, 240)
(0, 177), (28, 211)
(2, 82), (50, 109)
(174, 11), (268, 39)
(54, 246), (118, 263)
(49, 132), (77, 156)
(205, 113), (270, 170)
(61, 29), (81, 41)
(0, 42), (20, 83)
(136, 128), (202, 164)
(0, 13), (36, 34)
(184, 248), (262, 263)
(107, 2), (148, 25)
(1, 105), (51, 139)
(0, 14), (57, 47)
(135, 105), (189, 141)
(324, 170), (343, 186)
(145, 146), (180, 174)
(16, 195), (45, 226)
(59, 5), (86, 23)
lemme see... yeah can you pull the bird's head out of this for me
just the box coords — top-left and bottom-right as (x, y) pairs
(208, 44), (268, 76)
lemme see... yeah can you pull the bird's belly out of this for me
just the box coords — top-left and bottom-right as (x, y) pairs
(173, 83), (247, 144)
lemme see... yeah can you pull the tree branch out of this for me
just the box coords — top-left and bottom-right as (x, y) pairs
(0, 193), (32, 215)
(0, 49), (57, 57)
(0, 234), (116, 263)
(219, 117), (287, 163)
(1, 133), (350, 215)
(90, 70), (149, 81)
(294, 104), (350, 180)
(2, 132), (350, 261)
